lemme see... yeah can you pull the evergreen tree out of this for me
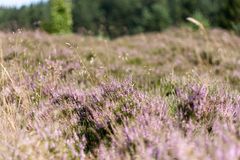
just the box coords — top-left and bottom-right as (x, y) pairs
(168, 0), (182, 25)
(101, 0), (144, 37)
(48, 0), (72, 33)
(72, 0), (103, 34)
(143, 0), (172, 31)
(180, 0), (198, 19)
(218, 0), (240, 29)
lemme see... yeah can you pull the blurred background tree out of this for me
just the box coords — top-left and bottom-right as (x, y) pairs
(47, 0), (72, 33)
(217, 0), (240, 34)
(0, 0), (239, 36)
(142, 0), (171, 31)
(72, 0), (103, 35)
(0, 2), (49, 31)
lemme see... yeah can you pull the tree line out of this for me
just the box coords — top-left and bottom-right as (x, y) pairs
(0, 0), (239, 37)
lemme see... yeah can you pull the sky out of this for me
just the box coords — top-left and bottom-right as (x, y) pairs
(0, 0), (47, 7)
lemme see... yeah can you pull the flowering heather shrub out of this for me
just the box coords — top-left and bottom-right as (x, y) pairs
(0, 29), (239, 159)
(174, 84), (210, 122)
(94, 82), (240, 160)
(24, 78), (238, 159)
(42, 79), (146, 152)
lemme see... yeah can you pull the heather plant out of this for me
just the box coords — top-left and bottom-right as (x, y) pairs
(0, 29), (239, 160)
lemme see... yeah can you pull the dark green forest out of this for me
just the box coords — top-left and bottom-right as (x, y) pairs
(0, 0), (239, 37)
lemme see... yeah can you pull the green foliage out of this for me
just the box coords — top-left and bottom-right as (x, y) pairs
(143, 0), (172, 31)
(180, 0), (198, 19)
(48, 0), (72, 33)
(193, 11), (210, 28)
(100, 0), (145, 37)
(227, 0), (240, 34)
(216, 0), (240, 28)
(184, 11), (210, 30)
(0, 2), (49, 31)
(232, 23), (240, 35)
(127, 57), (143, 65)
(168, 0), (182, 25)
(72, 0), (103, 34)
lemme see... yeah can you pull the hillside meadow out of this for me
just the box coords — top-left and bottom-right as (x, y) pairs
(0, 28), (239, 159)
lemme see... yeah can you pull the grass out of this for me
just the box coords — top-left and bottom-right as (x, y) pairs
(0, 28), (239, 159)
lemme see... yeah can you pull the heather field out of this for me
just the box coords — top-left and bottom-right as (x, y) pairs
(0, 28), (239, 159)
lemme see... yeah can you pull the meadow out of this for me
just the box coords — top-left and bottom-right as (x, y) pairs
(0, 28), (239, 159)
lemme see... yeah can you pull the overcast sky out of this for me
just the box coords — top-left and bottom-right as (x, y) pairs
(0, 0), (47, 7)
